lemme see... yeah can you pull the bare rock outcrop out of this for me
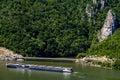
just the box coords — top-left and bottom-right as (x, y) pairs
(98, 10), (118, 41)
(101, 0), (107, 9)
(93, 0), (107, 9)
(93, 0), (98, 4)
(0, 47), (23, 61)
(86, 4), (94, 18)
(86, 0), (107, 18)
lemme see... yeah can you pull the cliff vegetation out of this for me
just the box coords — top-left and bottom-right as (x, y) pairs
(0, 0), (120, 58)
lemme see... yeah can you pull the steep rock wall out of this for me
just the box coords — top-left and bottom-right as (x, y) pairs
(98, 10), (118, 41)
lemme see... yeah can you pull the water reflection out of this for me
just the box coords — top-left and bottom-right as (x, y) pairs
(8, 68), (25, 74)
(3, 61), (120, 80)
(28, 70), (32, 77)
(63, 73), (71, 79)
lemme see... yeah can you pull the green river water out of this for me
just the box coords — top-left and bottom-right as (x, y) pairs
(0, 61), (120, 80)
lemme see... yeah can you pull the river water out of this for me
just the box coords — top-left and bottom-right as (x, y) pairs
(0, 61), (120, 80)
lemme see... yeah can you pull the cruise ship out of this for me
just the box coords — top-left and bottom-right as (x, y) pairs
(6, 63), (73, 73)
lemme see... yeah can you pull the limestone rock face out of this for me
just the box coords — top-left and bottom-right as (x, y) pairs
(98, 10), (118, 41)
(93, 0), (107, 9)
(93, 0), (98, 4)
(86, 4), (94, 17)
(101, 0), (107, 9)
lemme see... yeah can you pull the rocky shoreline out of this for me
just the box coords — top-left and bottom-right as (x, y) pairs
(75, 55), (115, 69)
(1, 47), (119, 70)
(0, 47), (23, 61)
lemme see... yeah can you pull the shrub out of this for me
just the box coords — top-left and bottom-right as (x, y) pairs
(113, 60), (120, 70)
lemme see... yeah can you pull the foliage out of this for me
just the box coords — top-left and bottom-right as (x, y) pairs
(87, 29), (120, 59)
(76, 53), (86, 58)
(113, 60), (120, 70)
(0, 0), (120, 57)
(92, 61), (112, 68)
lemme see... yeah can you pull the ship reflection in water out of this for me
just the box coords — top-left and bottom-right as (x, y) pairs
(63, 72), (71, 79)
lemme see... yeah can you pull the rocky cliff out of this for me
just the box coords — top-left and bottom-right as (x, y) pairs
(93, 0), (107, 9)
(86, 4), (94, 18)
(0, 0), (120, 57)
(86, 0), (107, 19)
(98, 10), (118, 41)
(100, 0), (107, 9)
